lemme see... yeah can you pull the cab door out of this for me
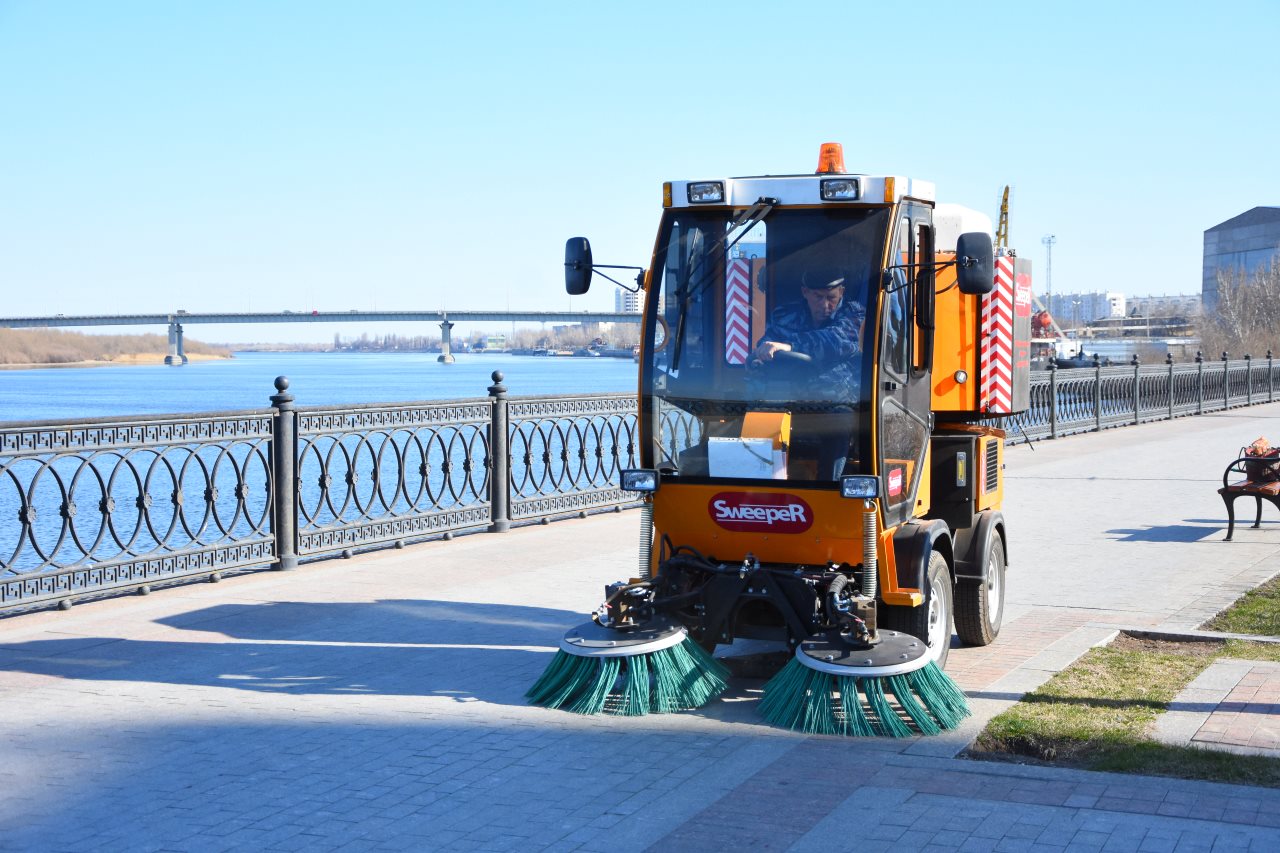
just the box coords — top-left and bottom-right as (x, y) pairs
(878, 204), (933, 527)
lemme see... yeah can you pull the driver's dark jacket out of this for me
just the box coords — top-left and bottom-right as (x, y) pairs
(758, 298), (864, 401)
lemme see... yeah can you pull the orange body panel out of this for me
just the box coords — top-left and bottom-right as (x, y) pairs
(651, 484), (919, 602)
(976, 434), (1004, 513)
(915, 442), (932, 517)
(932, 424), (1006, 514)
(930, 254), (981, 413)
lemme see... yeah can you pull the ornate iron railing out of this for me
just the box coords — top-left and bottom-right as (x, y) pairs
(1004, 354), (1280, 443)
(507, 392), (638, 523)
(0, 410), (276, 610)
(293, 395), (495, 557)
(3, 355), (1280, 613)
(0, 373), (642, 612)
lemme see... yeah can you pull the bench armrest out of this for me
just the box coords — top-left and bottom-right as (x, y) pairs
(1224, 456), (1280, 487)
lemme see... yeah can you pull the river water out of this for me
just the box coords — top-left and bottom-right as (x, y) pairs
(0, 352), (638, 423)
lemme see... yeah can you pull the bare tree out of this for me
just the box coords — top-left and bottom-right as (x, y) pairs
(1199, 258), (1280, 358)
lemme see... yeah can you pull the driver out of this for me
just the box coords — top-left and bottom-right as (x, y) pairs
(751, 268), (864, 400)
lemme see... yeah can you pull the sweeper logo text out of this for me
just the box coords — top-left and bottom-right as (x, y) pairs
(709, 492), (814, 533)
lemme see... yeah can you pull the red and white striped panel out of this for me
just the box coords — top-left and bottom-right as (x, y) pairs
(725, 258), (751, 364)
(979, 255), (1016, 413)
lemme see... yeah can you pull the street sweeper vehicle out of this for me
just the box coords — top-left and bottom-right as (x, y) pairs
(528, 143), (1032, 736)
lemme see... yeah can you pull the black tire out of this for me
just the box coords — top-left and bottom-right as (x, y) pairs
(955, 536), (1005, 647)
(879, 551), (953, 669)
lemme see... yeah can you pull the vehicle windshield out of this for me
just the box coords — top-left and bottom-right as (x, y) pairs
(642, 206), (889, 485)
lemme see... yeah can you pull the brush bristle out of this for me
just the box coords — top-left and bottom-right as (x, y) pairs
(760, 658), (970, 737)
(526, 637), (729, 715)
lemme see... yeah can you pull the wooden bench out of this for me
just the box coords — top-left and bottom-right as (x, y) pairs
(1219, 456), (1280, 540)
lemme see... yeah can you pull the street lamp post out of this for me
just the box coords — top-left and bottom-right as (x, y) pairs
(1042, 235), (1057, 307)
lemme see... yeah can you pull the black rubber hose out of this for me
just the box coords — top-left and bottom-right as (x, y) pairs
(826, 573), (850, 618)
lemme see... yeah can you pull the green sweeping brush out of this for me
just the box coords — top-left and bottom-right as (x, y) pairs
(759, 630), (969, 737)
(526, 617), (729, 715)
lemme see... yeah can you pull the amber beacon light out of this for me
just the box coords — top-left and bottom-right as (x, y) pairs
(815, 142), (846, 174)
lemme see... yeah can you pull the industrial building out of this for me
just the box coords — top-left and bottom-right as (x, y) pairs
(1203, 207), (1280, 308)
(1127, 294), (1202, 317)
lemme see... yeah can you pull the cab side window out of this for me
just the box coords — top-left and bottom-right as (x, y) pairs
(883, 218), (913, 379)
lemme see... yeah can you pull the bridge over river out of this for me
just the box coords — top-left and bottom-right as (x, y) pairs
(0, 309), (641, 364)
(1, 385), (1280, 847)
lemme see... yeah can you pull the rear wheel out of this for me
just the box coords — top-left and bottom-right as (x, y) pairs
(955, 537), (1005, 646)
(879, 551), (953, 669)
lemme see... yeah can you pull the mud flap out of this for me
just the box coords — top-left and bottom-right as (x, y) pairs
(953, 509), (1005, 582)
(891, 518), (953, 591)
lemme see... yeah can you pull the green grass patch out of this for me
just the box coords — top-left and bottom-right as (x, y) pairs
(1224, 638), (1280, 662)
(972, 574), (1280, 785)
(1204, 573), (1280, 636)
(971, 636), (1280, 787)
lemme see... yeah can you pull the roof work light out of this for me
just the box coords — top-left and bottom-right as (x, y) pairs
(687, 182), (725, 204)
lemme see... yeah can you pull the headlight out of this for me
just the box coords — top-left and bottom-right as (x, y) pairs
(840, 475), (879, 499)
(620, 469), (659, 492)
(821, 178), (860, 201)
(687, 182), (724, 204)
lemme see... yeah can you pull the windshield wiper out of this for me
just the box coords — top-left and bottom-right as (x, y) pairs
(670, 197), (777, 371)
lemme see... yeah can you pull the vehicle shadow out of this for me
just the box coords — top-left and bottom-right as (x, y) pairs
(0, 599), (590, 705)
(156, 598), (578, 647)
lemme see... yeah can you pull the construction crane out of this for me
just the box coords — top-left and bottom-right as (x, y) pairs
(995, 186), (1067, 354)
(995, 185), (1010, 250)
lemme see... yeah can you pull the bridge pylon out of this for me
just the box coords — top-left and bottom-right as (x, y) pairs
(437, 320), (455, 364)
(164, 322), (188, 366)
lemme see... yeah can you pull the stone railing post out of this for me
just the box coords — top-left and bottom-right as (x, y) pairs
(1269, 350), (1275, 403)
(1131, 354), (1141, 425)
(1048, 361), (1058, 439)
(270, 376), (299, 570)
(1246, 354), (1253, 405)
(1166, 352), (1175, 421)
(1222, 352), (1230, 410)
(488, 371), (511, 533)
(1093, 353), (1103, 431)
(1196, 351), (1204, 414)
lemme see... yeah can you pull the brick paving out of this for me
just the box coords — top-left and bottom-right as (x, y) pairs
(2, 405), (1280, 851)
(946, 608), (1160, 695)
(1154, 660), (1280, 755)
(1205, 663), (1280, 751)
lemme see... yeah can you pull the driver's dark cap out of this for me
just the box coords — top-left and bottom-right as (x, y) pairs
(801, 269), (846, 290)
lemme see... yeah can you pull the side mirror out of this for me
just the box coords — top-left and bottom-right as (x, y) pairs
(955, 232), (994, 295)
(565, 237), (593, 295)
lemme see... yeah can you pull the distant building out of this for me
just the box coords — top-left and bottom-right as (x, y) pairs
(1203, 207), (1280, 309)
(1127, 294), (1201, 317)
(614, 288), (642, 314)
(1046, 291), (1125, 327)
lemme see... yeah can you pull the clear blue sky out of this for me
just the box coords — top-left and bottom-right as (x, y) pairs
(1, 1), (1275, 343)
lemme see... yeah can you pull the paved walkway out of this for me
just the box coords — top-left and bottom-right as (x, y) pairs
(1157, 657), (1280, 755)
(3, 404), (1280, 850)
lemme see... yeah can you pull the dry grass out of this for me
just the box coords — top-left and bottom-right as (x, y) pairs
(971, 633), (1280, 786)
(1204, 574), (1280, 636)
(0, 328), (230, 365)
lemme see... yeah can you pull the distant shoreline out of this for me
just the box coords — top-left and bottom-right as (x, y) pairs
(0, 352), (233, 371)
